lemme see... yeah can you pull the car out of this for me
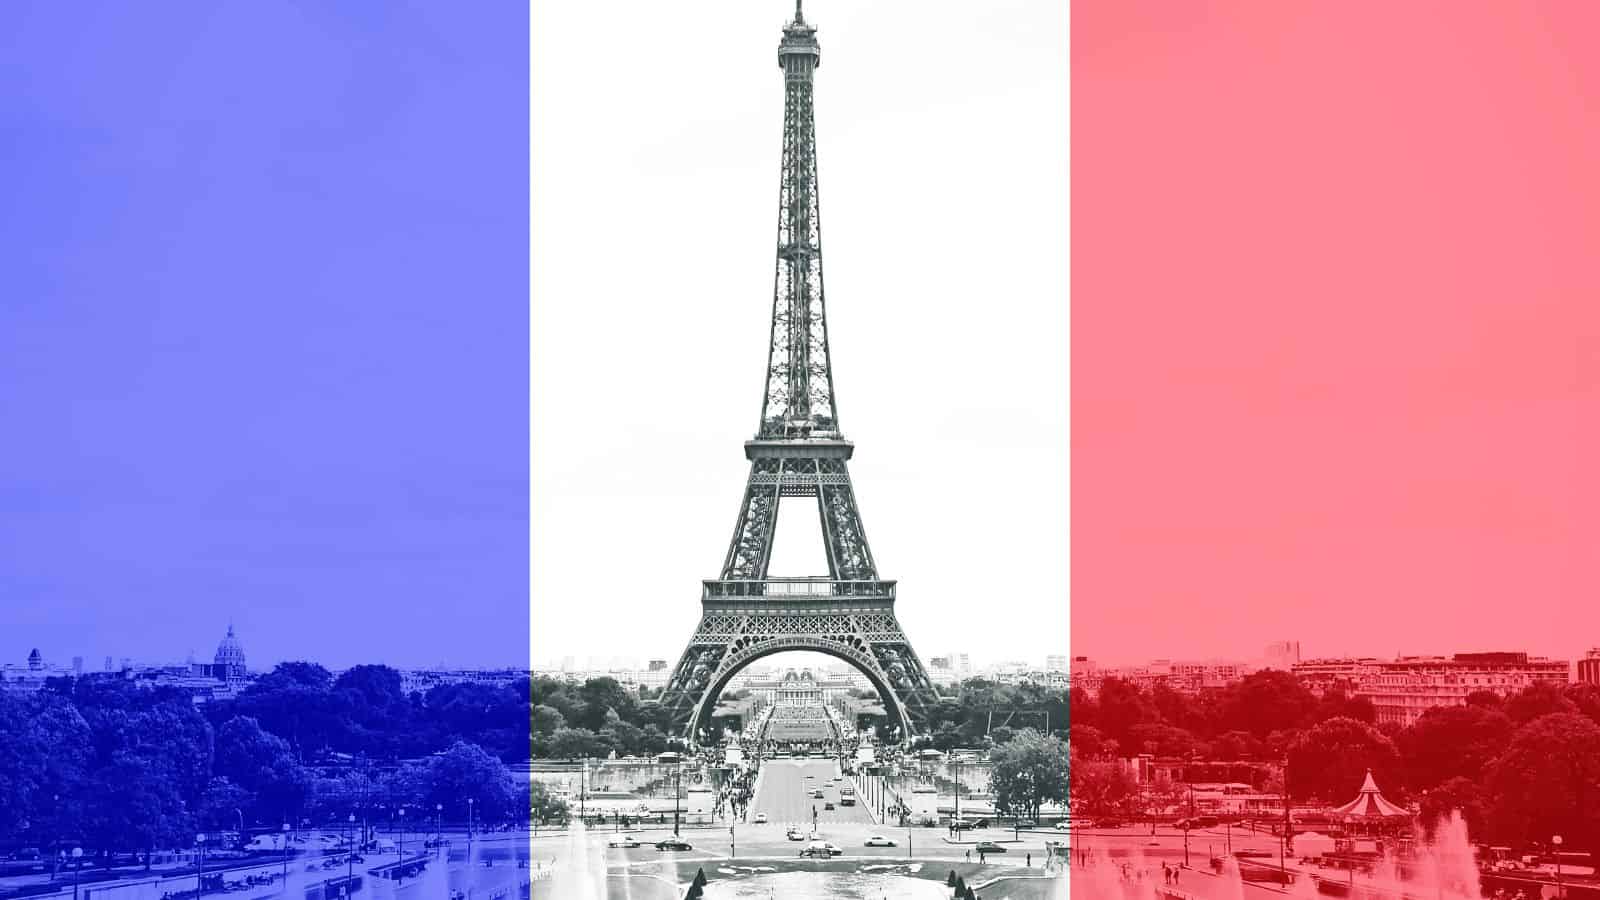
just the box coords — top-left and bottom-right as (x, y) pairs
(1012, 820), (1037, 829)
(753, 813), (768, 824)
(812, 790), (825, 799)
(824, 802), (835, 811)
(1055, 822), (1070, 831)
(974, 842), (1007, 854)
(800, 841), (843, 858)
(786, 829), (807, 842)
(654, 839), (693, 851)
(864, 836), (897, 847)
(607, 836), (641, 848)
(1235, 849), (1273, 859)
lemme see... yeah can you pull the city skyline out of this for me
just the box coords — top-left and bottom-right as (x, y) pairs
(1078, 637), (1598, 671)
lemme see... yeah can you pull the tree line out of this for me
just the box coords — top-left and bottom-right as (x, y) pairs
(530, 674), (1069, 758)
(0, 662), (532, 863)
(1069, 671), (1600, 851)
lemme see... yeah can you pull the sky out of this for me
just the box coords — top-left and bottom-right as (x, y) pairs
(0, 3), (529, 671)
(1073, 2), (1600, 666)
(531, 0), (1070, 668)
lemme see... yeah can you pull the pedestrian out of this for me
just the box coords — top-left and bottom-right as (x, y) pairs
(1026, 853), (1031, 868)
(1174, 867), (1180, 884)
(965, 850), (970, 862)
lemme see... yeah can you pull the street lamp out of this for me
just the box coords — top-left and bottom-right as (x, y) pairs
(435, 804), (442, 844)
(69, 847), (82, 900)
(673, 759), (683, 837)
(1554, 835), (1564, 899)
(195, 834), (207, 900)
(281, 824), (291, 886)
(346, 814), (356, 897)
(1184, 783), (1195, 869)
(466, 799), (475, 841)
(951, 755), (962, 833)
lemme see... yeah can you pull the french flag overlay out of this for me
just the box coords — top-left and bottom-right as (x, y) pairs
(1073, 2), (1600, 897)
(0, 3), (532, 900)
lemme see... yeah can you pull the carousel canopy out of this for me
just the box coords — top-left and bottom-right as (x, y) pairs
(1330, 769), (1410, 819)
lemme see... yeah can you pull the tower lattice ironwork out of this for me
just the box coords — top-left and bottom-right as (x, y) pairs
(658, 1), (941, 744)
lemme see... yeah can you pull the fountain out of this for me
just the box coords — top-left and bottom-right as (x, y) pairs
(1066, 807), (1501, 900)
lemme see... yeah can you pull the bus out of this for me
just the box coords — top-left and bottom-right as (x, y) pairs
(840, 786), (855, 807)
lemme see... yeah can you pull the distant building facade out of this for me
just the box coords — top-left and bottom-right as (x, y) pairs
(1359, 652), (1569, 726)
(1296, 651), (1570, 727)
(1578, 649), (1600, 686)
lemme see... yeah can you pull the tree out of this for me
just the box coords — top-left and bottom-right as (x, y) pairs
(989, 730), (1068, 821)
(198, 777), (254, 831)
(1219, 671), (1318, 739)
(577, 678), (636, 731)
(1506, 682), (1579, 725)
(1287, 717), (1400, 802)
(549, 727), (604, 761)
(1126, 723), (1202, 758)
(1068, 724), (1117, 760)
(0, 692), (93, 847)
(1398, 705), (1512, 792)
(1093, 679), (1156, 748)
(420, 742), (519, 823)
(532, 705), (566, 735)
(602, 721), (645, 757)
(1314, 688), (1377, 726)
(532, 782), (568, 824)
(215, 716), (311, 823)
(1465, 690), (1504, 709)
(1418, 777), (1489, 841)
(229, 665), (348, 758)
(1210, 730), (1263, 760)
(1486, 714), (1600, 850)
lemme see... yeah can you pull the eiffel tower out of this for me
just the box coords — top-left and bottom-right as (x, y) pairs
(657, 1), (941, 745)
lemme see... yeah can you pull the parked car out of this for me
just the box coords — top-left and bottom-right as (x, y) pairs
(864, 836), (897, 847)
(824, 802), (835, 811)
(786, 829), (807, 842)
(607, 837), (640, 849)
(654, 839), (692, 852)
(974, 842), (1007, 854)
(1055, 822), (1071, 831)
(753, 813), (767, 824)
(1012, 820), (1037, 829)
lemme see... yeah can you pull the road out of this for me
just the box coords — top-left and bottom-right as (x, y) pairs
(748, 758), (875, 829)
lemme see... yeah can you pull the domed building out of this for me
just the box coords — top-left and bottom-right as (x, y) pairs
(211, 624), (247, 681)
(27, 648), (43, 671)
